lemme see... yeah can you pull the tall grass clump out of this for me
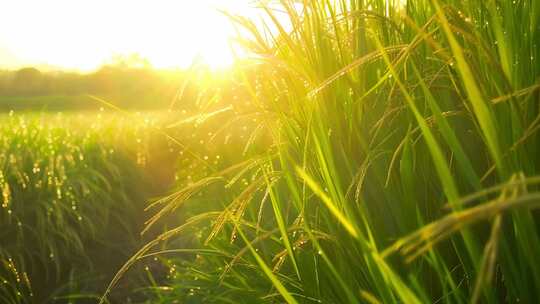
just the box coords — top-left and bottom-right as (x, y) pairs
(103, 0), (540, 303)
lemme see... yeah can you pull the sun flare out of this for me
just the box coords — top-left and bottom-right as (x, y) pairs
(0, 0), (259, 71)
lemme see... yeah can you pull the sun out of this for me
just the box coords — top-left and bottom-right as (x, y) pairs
(0, 0), (260, 71)
(128, 1), (253, 70)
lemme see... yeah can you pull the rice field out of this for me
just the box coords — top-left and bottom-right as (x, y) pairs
(0, 111), (167, 302)
(2, 0), (540, 303)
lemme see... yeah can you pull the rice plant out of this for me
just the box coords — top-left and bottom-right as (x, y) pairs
(104, 0), (540, 303)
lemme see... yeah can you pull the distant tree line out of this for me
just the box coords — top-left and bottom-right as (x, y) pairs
(0, 58), (196, 110)
(0, 55), (261, 112)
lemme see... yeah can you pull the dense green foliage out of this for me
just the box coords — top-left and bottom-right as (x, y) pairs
(107, 0), (539, 303)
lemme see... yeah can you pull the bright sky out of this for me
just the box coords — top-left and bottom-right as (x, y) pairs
(0, 0), (262, 71)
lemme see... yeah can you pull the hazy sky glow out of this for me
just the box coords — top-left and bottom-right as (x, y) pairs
(0, 0), (262, 71)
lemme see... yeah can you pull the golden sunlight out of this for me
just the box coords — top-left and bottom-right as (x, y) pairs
(0, 0), (260, 71)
